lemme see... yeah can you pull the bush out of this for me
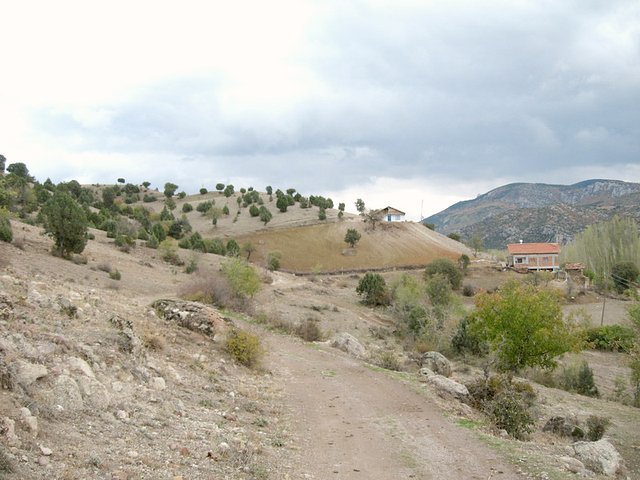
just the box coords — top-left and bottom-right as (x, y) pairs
(371, 350), (402, 371)
(0, 208), (12, 243)
(225, 329), (264, 368)
(203, 238), (226, 255)
(451, 317), (488, 356)
(200, 187), (208, 195)
(221, 257), (261, 298)
(558, 361), (599, 397)
(356, 272), (390, 306)
(296, 318), (323, 342)
(462, 284), (475, 297)
(586, 415), (610, 441)
(159, 239), (182, 265)
(425, 273), (452, 306)
(182, 203), (193, 213)
(467, 375), (536, 440)
(584, 324), (635, 352)
(424, 258), (462, 290)
(266, 251), (282, 271)
(226, 239), (240, 257)
(146, 234), (159, 249)
(612, 261), (639, 293)
(109, 269), (121, 281)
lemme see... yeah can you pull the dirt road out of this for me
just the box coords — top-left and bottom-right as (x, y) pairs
(266, 334), (525, 480)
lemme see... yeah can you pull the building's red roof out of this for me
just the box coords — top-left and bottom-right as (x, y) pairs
(507, 243), (560, 255)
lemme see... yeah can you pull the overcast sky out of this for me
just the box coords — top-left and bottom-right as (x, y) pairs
(1, 0), (639, 219)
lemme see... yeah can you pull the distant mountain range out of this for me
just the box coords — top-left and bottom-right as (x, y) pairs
(424, 179), (640, 249)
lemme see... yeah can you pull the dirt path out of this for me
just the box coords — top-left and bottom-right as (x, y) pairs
(266, 334), (525, 480)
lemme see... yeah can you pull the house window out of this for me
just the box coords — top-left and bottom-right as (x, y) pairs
(515, 257), (525, 264)
(541, 256), (550, 263)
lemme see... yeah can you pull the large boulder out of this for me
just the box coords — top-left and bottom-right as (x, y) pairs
(572, 439), (626, 477)
(421, 351), (452, 377)
(13, 360), (48, 390)
(419, 368), (469, 401)
(152, 299), (230, 336)
(331, 333), (366, 358)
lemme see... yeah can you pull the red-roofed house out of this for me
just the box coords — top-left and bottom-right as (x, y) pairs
(506, 242), (561, 271)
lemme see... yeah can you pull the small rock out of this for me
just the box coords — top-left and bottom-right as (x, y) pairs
(19, 407), (38, 436)
(150, 376), (166, 390)
(127, 450), (139, 458)
(39, 445), (52, 456)
(38, 456), (50, 466)
(115, 410), (129, 420)
(218, 442), (230, 453)
(419, 368), (469, 401)
(558, 455), (585, 474)
(13, 360), (48, 389)
(1, 417), (21, 447)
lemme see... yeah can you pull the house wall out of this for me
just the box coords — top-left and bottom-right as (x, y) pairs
(508, 253), (559, 271)
(384, 214), (404, 222)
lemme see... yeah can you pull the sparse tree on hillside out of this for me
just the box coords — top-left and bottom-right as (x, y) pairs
(355, 198), (365, 215)
(259, 206), (272, 225)
(276, 195), (288, 213)
(447, 233), (461, 242)
(0, 154), (5, 174)
(200, 187), (208, 195)
(42, 191), (88, 257)
(117, 178), (125, 184)
(224, 184), (235, 197)
(216, 183), (225, 191)
(222, 205), (230, 215)
(338, 202), (345, 212)
(163, 182), (178, 198)
(458, 254), (470, 272)
(344, 228), (361, 248)
(318, 207), (327, 221)
(265, 185), (273, 195)
(241, 242), (256, 260)
(467, 233), (484, 257)
(7, 162), (32, 181)
(226, 239), (240, 257)
(142, 181), (151, 188)
(363, 209), (383, 230)
(424, 258), (462, 290)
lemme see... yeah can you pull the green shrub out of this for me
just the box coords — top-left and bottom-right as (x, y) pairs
(182, 203), (193, 213)
(451, 317), (488, 356)
(0, 208), (12, 243)
(225, 329), (264, 368)
(584, 324), (635, 352)
(199, 187), (208, 195)
(424, 258), (462, 290)
(266, 251), (282, 271)
(226, 239), (240, 257)
(467, 375), (536, 440)
(371, 350), (402, 371)
(612, 261), (639, 293)
(426, 273), (452, 306)
(221, 257), (261, 298)
(249, 204), (260, 217)
(356, 272), (390, 306)
(159, 239), (182, 265)
(559, 361), (599, 397)
(143, 194), (157, 203)
(109, 269), (121, 280)
(185, 257), (198, 274)
(146, 234), (159, 249)
(42, 191), (88, 257)
(203, 238), (226, 255)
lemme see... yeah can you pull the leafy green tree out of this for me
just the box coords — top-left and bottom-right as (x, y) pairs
(0, 154), (5, 173)
(338, 202), (345, 212)
(222, 205), (230, 215)
(7, 162), (32, 181)
(265, 185), (273, 195)
(469, 281), (576, 373)
(199, 187), (208, 195)
(447, 232), (461, 242)
(165, 197), (177, 210)
(241, 241), (256, 260)
(344, 228), (361, 248)
(424, 258), (462, 290)
(249, 204), (260, 217)
(216, 183), (225, 191)
(259, 206), (272, 225)
(276, 195), (288, 213)
(356, 272), (390, 306)
(223, 184), (235, 197)
(182, 203), (193, 213)
(42, 191), (88, 257)
(151, 223), (167, 242)
(142, 181), (151, 188)
(163, 182), (178, 198)
(177, 191), (186, 199)
(611, 261), (639, 293)
(318, 207), (327, 221)
(355, 198), (365, 214)
(266, 250), (282, 271)
(117, 178), (125, 184)
(159, 206), (174, 221)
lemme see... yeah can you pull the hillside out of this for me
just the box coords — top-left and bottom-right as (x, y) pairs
(425, 179), (640, 248)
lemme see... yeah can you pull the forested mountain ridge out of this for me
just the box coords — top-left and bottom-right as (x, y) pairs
(425, 179), (640, 249)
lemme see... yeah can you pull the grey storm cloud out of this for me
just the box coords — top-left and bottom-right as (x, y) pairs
(33, 1), (640, 191)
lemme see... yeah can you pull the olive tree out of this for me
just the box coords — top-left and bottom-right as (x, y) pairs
(344, 228), (361, 248)
(42, 191), (88, 257)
